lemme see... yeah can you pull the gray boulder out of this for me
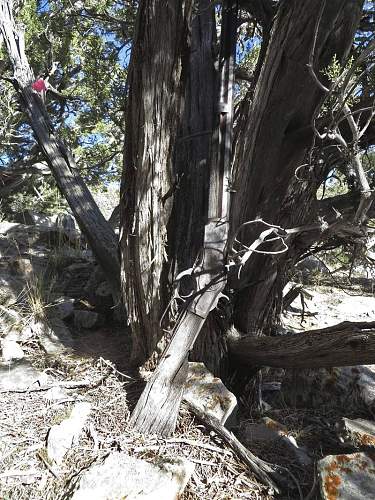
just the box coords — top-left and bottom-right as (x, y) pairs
(319, 452), (375, 500)
(337, 418), (375, 450)
(22, 318), (75, 354)
(295, 255), (329, 282)
(183, 362), (238, 428)
(281, 365), (375, 412)
(55, 213), (76, 231)
(1, 339), (25, 362)
(0, 360), (49, 391)
(13, 210), (56, 226)
(47, 402), (91, 464)
(64, 452), (194, 500)
(239, 417), (311, 466)
(51, 297), (75, 321)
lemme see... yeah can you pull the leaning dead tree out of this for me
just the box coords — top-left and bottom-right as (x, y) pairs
(0, 0), (121, 298)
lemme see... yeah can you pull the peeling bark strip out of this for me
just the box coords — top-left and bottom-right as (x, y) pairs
(229, 321), (375, 368)
(0, 0), (121, 297)
(129, 1), (238, 437)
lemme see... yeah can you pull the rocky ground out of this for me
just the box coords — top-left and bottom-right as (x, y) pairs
(0, 213), (375, 499)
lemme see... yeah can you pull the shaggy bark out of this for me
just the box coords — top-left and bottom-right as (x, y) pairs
(120, 0), (193, 364)
(229, 321), (375, 368)
(129, 0), (237, 437)
(230, 0), (364, 334)
(0, 0), (121, 298)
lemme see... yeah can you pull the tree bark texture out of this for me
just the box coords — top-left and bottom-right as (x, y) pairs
(129, 1), (237, 436)
(229, 321), (375, 369)
(120, 0), (193, 364)
(169, 1), (216, 276)
(0, 0), (121, 299)
(230, 0), (364, 334)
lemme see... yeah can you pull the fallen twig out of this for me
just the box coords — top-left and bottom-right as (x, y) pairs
(0, 469), (41, 478)
(165, 437), (231, 455)
(36, 451), (59, 478)
(98, 357), (134, 380)
(185, 401), (284, 493)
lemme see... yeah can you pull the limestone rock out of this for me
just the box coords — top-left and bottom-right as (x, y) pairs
(74, 310), (104, 330)
(44, 386), (71, 403)
(13, 210), (56, 226)
(319, 452), (375, 500)
(296, 255), (329, 282)
(183, 362), (238, 428)
(47, 402), (91, 464)
(0, 360), (47, 391)
(0, 272), (25, 306)
(0, 221), (79, 247)
(1, 339), (25, 361)
(337, 418), (375, 450)
(0, 305), (22, 333)
(55, 213), (76, 231)
(64, 452), (194, 500)
(281, 365), (375, 412)
(10, 257), (33, 277)
(24, 318), (74, 354)
(94, 281), (113, 311)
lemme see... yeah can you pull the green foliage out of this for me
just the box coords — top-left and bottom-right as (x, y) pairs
(317, 169), (349, 199)
(0, 0), (136, 214)
(322, 54), (344, 83)
(6, 178), (68, 215)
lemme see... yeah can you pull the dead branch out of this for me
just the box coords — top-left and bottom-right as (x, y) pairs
(229, 321), (375, 368)
(186, 400), (284, 493)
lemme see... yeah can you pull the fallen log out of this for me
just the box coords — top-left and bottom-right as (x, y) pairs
(229, 321), (375, 368)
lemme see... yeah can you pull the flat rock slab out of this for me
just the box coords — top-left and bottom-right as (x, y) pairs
(51, 297), (75, 321)
(319, 452), (375, 500)
(47, 402), (91, 464)
(183, 362), (237, 427)
(0, 360), (47, 391)
(24, 318), (75, 354)
(66, 452), (194, 500)
(337, 418), (375, 449)
(0, 221), (79, 246)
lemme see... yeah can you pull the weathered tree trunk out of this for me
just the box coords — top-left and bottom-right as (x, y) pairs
(129, 0), (238, 436)
(122, 0), (367, 453)
(230, 0), (364, 338)
(229, 321), (375, 368)
(0, 0), (121, 299)
(120, 0), (193, 364)
(170, 3), (231, 377)
(169, 1), (216, 276)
